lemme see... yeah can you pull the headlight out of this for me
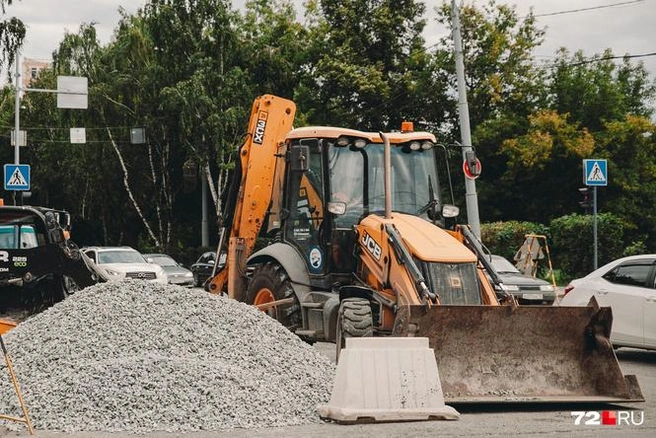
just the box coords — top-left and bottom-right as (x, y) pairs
(540, 285), (555, 292)
(184, 272), (193, 278)
(501, 284), (519, 292)
(104, 268), (122, 277)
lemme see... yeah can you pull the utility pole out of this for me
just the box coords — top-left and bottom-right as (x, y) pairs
(13, 51), (22, 205)
(451, 0), (481, 238)
(8, 54), (88, 206)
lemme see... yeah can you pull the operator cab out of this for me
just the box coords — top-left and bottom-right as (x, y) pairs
(280, 124), (455, 284)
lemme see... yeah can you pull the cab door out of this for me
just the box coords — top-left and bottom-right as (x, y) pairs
(283, 141), (327, 275)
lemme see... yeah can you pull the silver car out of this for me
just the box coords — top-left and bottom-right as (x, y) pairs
(143, 253), (194, 287)
(488, 254), (557, 305)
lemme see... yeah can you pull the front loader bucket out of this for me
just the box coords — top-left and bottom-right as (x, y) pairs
(393, 301), (644, 404)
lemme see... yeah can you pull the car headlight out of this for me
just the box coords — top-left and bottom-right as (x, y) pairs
(104, 268), (122, 277)
(540, 285), (555, 292)
(184, 272), (193, 278)
(501, 284), (520, 292)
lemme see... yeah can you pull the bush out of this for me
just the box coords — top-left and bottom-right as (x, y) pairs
(549, 213), (625, 280)
(480, 221), (550, 262)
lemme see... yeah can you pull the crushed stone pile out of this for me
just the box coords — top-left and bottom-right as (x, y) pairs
(0, 281), (335, 433)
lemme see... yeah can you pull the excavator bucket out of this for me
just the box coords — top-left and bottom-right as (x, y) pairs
(394, 299), (644, 404)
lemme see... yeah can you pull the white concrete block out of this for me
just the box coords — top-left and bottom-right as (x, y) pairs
(317, 337), (459, 423)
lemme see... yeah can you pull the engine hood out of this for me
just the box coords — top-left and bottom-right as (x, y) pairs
(358, 213), (477, 263)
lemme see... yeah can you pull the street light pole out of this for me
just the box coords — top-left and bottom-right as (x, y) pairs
(451, 0), (481, 238)
(13, 51), (22, 205)
(14, 51), (20, 165)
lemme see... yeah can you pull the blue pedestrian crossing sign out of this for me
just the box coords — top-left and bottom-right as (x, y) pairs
(4, 164), (30, 191)
(583, 159), (607, 187)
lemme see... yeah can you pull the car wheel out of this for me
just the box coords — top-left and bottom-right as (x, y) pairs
(193, 273), (202, 287)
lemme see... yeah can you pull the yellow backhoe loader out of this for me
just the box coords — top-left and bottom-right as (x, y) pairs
(207, 94), (643, 404)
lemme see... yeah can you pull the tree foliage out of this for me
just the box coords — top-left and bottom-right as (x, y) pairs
(0, 0), (25, 74)
(296, 0), (433, 130)
(2, 0), (656, 266)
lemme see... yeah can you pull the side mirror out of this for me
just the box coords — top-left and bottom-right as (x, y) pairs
(442, 204), (460, 218)
(290, 145), (310, 171)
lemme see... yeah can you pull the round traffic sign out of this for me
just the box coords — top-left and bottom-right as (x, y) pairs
(463, 158), (482, 180)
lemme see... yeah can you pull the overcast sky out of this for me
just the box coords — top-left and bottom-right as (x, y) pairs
(4, 0), (656, 81)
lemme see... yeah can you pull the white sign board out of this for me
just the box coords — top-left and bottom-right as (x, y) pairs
(57, 76), (88, 109)
(70, 127), (86, 144)
(10, 130), (27, 147)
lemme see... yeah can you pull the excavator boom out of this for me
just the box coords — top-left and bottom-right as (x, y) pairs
(208, 95), (296, 298)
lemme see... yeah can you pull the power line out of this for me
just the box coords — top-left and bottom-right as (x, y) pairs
(534, 0), (646, 18)
(563, 51), (656, 67)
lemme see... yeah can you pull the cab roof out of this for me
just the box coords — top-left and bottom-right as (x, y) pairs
(286, 126), (437, 144)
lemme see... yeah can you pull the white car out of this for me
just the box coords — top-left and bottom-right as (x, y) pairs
(82, 246), (168, 284)
(559, 254), (656, 351)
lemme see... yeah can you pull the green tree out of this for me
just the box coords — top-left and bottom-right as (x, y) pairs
(595, 115), (656, 250)
(297, 0), (433, 130)
(432, 1), (548, 221)
(239, 0), (309, 98)
(0, 0), (25, 73)
(550, 49), (655, 131)
(434, 0), (547, 137)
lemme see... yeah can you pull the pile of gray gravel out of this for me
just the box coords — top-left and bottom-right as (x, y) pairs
(0, 281), (335, 433)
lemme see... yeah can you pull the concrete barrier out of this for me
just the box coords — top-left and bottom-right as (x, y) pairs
(317, 337), (459, 423)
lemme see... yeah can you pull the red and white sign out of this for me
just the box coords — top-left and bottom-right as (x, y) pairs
(463, 158), (482, 180)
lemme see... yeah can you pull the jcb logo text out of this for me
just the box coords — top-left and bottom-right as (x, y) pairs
(362, 231), (382, 261)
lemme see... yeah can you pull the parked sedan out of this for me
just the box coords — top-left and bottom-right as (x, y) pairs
(559, 254), (656, 351)
(143, 253), (194, 287)
(190, 251), (217, 287)
(82, 246), (168, 284)
(487, 254), (557, 305)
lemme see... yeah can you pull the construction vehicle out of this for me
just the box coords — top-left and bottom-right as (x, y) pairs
(207, 94), (643, 404)
(0, 201), (108, 326)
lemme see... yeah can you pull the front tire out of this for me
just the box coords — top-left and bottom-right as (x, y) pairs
(335, 298), (373, 363)
(245, 262), (301, 332)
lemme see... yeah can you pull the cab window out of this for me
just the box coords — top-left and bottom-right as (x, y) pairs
(0, 225), (39, 249)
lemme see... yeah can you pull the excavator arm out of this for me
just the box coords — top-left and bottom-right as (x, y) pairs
(207, 95), (296, 299)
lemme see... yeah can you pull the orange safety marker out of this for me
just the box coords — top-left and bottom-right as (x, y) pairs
(0, 334), (34, 435)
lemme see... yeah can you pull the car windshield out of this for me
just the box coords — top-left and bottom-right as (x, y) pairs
(148, 255), (177, 267)
(98, 250), (146, 264)
(491, 256), (521, 274)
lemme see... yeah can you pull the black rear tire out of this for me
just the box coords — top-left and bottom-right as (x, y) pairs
(335, 298), (373, 363)
(245, 262), (301, 332)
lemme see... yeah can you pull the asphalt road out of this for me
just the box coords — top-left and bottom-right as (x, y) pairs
(1, 344), (654, 438)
